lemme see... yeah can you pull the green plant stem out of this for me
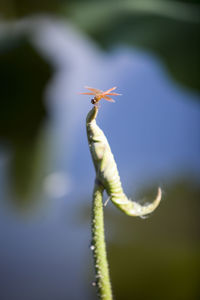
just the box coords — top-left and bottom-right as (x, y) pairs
(87, 105), (161, 299)
(91, 180), (112, 300)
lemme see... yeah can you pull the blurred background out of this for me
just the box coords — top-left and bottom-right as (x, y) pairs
(0, 1), (200, 299)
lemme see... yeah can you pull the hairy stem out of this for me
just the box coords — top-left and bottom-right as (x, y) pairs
(91, 180), (112, 300)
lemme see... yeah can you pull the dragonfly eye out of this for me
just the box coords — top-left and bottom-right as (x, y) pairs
(91, 98), (96, 104)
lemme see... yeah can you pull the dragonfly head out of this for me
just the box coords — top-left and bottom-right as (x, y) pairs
(91, 98), (97, 104)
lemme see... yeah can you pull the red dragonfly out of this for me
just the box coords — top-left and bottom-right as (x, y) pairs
(80, 86), (121, 105)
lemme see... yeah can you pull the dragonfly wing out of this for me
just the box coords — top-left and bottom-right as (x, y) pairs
(107, 92), (122, 96)
(103, 96), (115, 102)
(103, 86), (117, 94)
(79, 92), (95, 95)
(84, 86), (102, 94)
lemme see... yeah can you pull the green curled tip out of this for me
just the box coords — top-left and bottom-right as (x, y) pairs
(116, 187), (162, 217)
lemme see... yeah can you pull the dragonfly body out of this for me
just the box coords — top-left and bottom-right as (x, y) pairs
(80, 86), (121, 105)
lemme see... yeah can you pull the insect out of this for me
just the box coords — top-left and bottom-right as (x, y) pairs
(80, 86), (121, 105)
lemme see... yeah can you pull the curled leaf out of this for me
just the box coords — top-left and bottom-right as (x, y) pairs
(86, 106), (161, 217)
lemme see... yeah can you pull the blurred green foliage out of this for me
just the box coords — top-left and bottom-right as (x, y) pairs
(66, 0), (200, 92)
(0, 35), (51, 142)
(1, 0), (200, 92)
(0, 0), (200, 202)
(0, 0), (63, 18)
(0, 34), (52, 201)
